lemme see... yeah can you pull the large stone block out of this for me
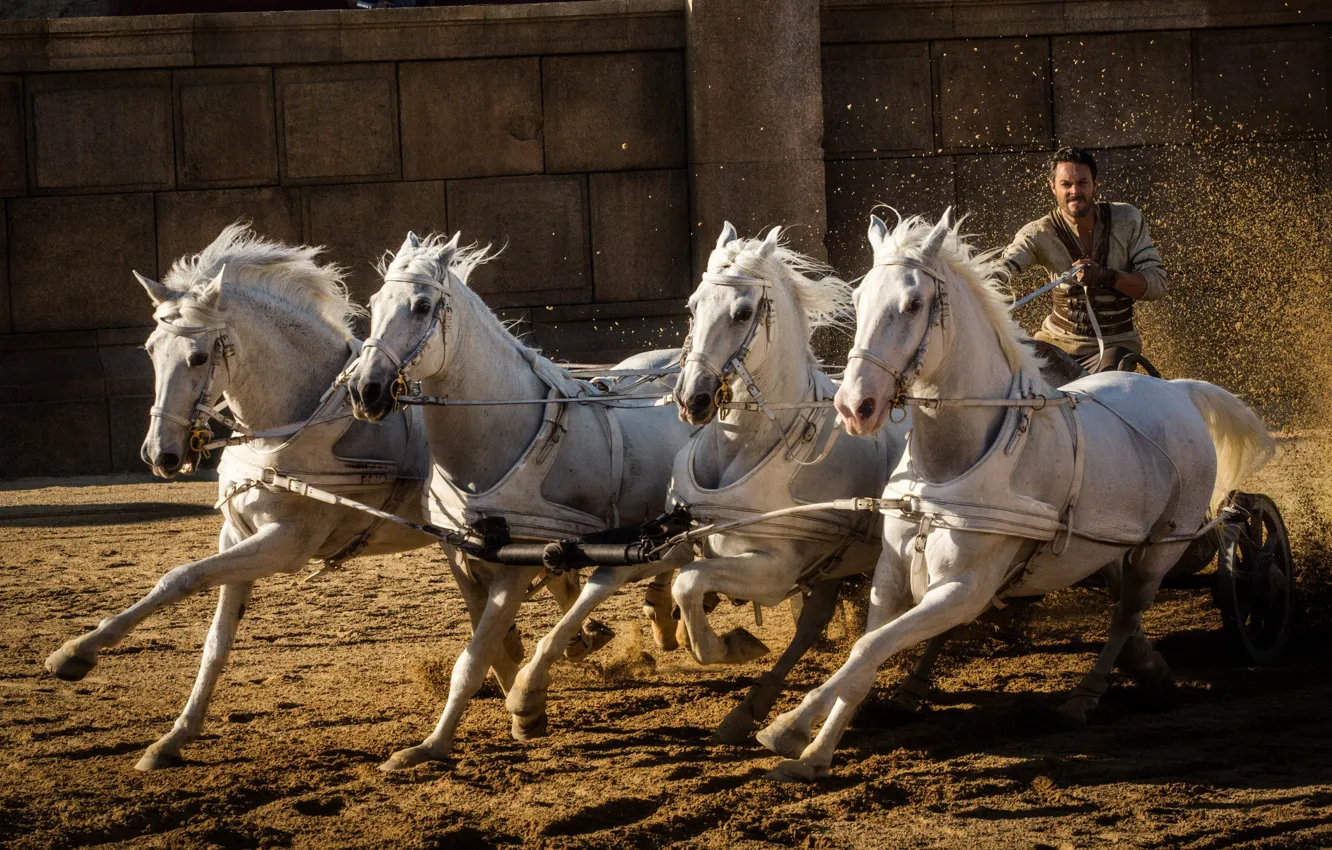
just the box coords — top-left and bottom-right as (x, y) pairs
(937, 38), (1051, 150)
(822, 43), (933, 155)
(193, 11), (341, 68)
(1053, 31), (1192, 147)
(26, 70), (173, 193)
(825, 156), (956, 275)
(302, 180), (448, 304)
(276, 64), (399, 185)
(542, 51), (686, 173)
(174, 67), (278, 190)
(1194, 28), (1330, 140)
(687, 0), (823, 165)
(446, 175), (590, 308)
(589, 169), (690, 303)
(690, 159), (828, 278)
(109, 395), (153, 473)
(0, 399), (111, 479)
(954, 151), (1052, 248)
(8, 193), (157, 333)
(156, 188), (303, 277)
(0, 76), (24, 196)
(0, 345), (103, 405)
(399, 58), (542, 180)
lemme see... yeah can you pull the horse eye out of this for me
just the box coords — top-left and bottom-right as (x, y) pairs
(187, 351), (209, 368)
(904, 298), (923, 315)
(412, 300), (432, 316)
(734, 307), (754, 324)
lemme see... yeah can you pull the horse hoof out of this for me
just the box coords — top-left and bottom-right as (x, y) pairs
(723, 628), (770, 663)
(45, 644), (96, 682)
(135, 748), (184, 771)
(565, 620), (615, 662)
(1120, 649), (1173, 690)
(644, 607), (678, 652)
(765, 759), (827, 783)
(378, 744), (442, 772)
(511, 712), (548, 741)
(755, 720), (809, 759)
(1054, 697), (1094, 728)
(712, 706), (757, 745)
(675, 620), (690, 652)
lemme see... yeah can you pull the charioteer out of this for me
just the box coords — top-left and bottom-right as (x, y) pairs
(1001, 147), (1169, 373)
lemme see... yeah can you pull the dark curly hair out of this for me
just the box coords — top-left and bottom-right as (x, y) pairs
(1048, 147), (1097, 181)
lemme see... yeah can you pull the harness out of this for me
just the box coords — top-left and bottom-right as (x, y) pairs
(669, 371), (889, 545)
(369, 269), (628, 544)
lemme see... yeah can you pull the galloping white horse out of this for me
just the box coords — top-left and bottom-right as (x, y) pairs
(347, 233), (695, 769)
(666, 223), (906, 743)
(756, 212), (1274, 780)
(42, 226), (438, 769)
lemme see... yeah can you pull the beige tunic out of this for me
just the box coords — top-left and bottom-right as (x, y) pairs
(1002, 202), (1168, 357)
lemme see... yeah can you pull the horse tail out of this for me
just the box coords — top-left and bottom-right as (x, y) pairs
(1174, 379), (1275, 509)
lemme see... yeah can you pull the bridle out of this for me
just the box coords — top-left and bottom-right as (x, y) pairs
(845, 255), (952, 422)
(679, 270), (774, 415)
(361, 270), (454, 402)
(150, 317), (235, 470)
(680, 267), (836, 463)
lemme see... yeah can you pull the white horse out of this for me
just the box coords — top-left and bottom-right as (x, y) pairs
(665, 223), (906, 743)
(347, 233), (696, 769)
(42, 225), (597, 770)
(756, 212), (1275, 780)
(41, 225), (438, 770)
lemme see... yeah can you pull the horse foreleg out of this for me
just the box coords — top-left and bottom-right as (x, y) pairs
(45, 520), (313, 681)
(1057, 547), (1181, 725)
(759, 562), (998, 780)
(444, 547), (522, 693)
(137, 579), (254, 770)
(642, 570), (678, 651)
(545, 571), (614, 662)
(507, 562), (664, 740)
(714, 578), (842, 745)
(673, 553), (784, 666)
(381, 564), (537, 771)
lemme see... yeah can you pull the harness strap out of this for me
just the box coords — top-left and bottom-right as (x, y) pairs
(604, 405), (625, 528)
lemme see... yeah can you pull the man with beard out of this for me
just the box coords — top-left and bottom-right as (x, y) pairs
(1001, 147), (1169, 373)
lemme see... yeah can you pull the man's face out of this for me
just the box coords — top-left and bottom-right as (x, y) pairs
(1049, 162), (1096, 219)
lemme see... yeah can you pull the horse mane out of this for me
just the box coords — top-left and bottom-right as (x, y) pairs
(159, 222), (363, 333)
(877, 211), (1045, 381)
(716, 232), (854, 334)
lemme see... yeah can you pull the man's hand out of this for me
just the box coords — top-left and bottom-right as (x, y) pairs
(1076, 262), (1120, 291)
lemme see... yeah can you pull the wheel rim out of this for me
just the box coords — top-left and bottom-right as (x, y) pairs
(1216, 492), (1295, 664)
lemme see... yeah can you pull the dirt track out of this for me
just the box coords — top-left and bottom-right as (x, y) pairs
(2, 452), (1331, 850)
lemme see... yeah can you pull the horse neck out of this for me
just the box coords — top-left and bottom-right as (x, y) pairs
(223, 292), (350, 431)
(908, 277), (1017, 482)
(713, 286), (816, 486)
(416, 288), (548, 492)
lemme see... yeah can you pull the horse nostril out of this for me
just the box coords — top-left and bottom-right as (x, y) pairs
(141, 444), (152, 465)
(362, 381), (382, 405)
(155, 452), (180, 471)
(688, 393), (712, 413)
(856, 398), (876, 421)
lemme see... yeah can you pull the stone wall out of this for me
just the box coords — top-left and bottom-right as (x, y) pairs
(821, 1), (1332, 425)
(0, 2), (692, 477)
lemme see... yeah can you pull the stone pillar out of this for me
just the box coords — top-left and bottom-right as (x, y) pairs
(686, 0), (826, 273)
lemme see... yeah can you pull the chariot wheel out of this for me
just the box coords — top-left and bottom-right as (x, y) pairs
(1212, 492), (1295, 665)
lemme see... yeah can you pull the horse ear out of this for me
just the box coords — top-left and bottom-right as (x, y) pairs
(867, 215), (889, 252)
(756, 226), (781, 258)
(445, 231), (461, 252)
(398, 233), (417, 256)
(716, 221), (739, 249)
(133, 271), (172, 306)
(196, 265), (227, 310)
(922, 209), (952, 258)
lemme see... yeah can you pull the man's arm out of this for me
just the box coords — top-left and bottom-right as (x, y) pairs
(1080, 209), (1168, 300)
(1000, 222), (1039, 277)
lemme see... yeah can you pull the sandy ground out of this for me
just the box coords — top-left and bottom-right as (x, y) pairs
(1, 444), (1330, 850)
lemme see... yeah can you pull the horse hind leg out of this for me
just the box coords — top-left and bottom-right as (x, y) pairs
(642, 571), (678, 651)
(1056, 548), (1180, 726)
(445, 549), (522, 694)
(545, 570), (615, 662)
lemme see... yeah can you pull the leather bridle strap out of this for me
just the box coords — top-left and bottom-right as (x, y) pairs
(364, 270), (454, 389)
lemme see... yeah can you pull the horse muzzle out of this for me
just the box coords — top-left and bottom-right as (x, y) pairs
(348, 359), (397, 422)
